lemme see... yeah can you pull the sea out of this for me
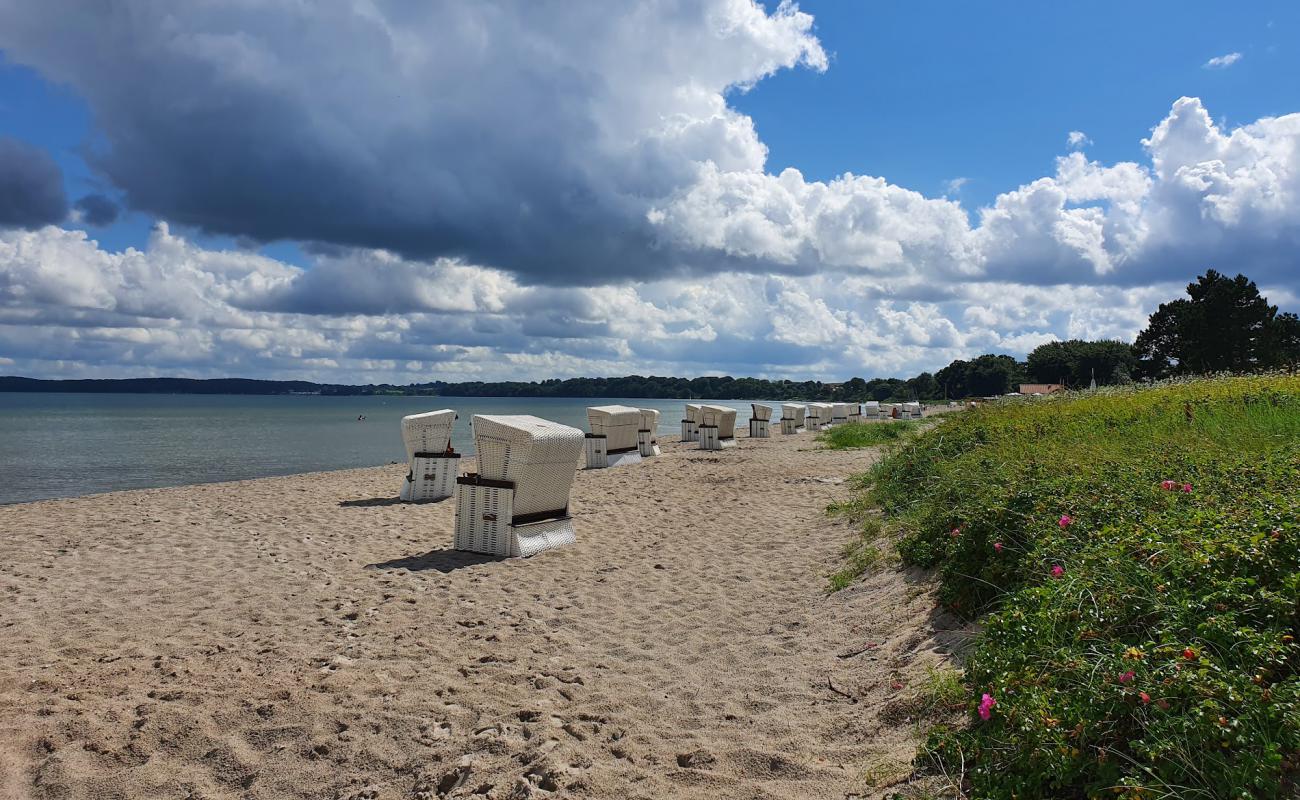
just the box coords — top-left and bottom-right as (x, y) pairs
(0, 394), (766, 505)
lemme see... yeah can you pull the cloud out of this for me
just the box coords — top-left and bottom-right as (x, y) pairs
(942, 177), (969, 196)
(4, 93), (1300, 383)
(1203, 52), (1243, 69)
(0, 0), (825, 285)
(0, 0), (1297, 384)
(71, 194), (121, 227)
(0, 137), (67, 229)
(1066, 130), (1092, 149)
(0, 222), (1186, 383)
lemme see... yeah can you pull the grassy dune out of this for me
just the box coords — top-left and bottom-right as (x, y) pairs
(848, 375), (1300, 799)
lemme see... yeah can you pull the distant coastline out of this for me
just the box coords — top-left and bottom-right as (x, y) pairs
(0, 374), (853, 400)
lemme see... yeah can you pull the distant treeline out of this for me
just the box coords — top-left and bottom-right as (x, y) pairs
(0, 374), (921, 402)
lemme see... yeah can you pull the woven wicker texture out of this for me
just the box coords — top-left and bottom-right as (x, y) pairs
(699, 405), (737, 438)
(862, 401), (881, 418)
(401, 456), (458, 502)
(454, 480), (513, 557)
(806, 402), (833, 425)
(586, 405), (641, 452)
(750, 403), (773, 422)
(685, 403), (703, 424)
(471, 415), (584, 517)
(454, 482), (576, 558)
(637, 408), (660, 432)
(782, 404), (807, 426)
(400, 409), (457, 460)
(831, 402), (853, 421)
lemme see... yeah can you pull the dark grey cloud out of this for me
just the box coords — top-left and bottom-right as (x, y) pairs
(0, 1), (824, 286)
(0, 137), (67, 229)
(73, 193), (119, 226)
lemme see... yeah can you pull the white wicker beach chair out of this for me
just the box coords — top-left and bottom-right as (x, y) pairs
(398, 409), (460, 502)
(860, 400), (881, 420)
(903, 402), (923, 419)
(749, 403), (773, 438)
(831, 402), (853, 425)
(584, 405), (643, 469)
(806, 402), (833, 431)
(682, 403), (702, 442)
(698, 404), (738, 450)
(780, 403), (806, 434)
(637, 408), (661, 457)
(454, 415), (584, 558)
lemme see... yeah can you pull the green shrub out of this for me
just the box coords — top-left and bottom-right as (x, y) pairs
(860, 374), (1300, 799)
(818, 420), (919, 449)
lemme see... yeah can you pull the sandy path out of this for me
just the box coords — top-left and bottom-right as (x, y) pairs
(0, 432), (953, 800)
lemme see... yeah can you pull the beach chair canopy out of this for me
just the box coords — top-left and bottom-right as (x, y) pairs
(863, 401), (880, 411)
(685, 403), (703, 424)
(808, 402), (834, 421)
(471, 415), (584, 518)
(831, 402), (853, 418)
(638, 408), (660, 432)
(586, 404), (641, 452)
(401, 409), (457, 460)
(700, 405), (738, 437)
(782, 403), (807, 424)
(751, 403), (773, 422)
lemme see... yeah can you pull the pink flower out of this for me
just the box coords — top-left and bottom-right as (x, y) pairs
(1161, 480), (1175, 491)
(950, 528), (961, 538)
(978, 693), (996, 721)
(1118, 670), (1134, 684)
(1058, 514), (1073, 528)
(1181, 483), (1192, 493)
(1139, 691), (1152, 705)
(993, 542), (1004, 552)
(1051, 565), (1064, 578)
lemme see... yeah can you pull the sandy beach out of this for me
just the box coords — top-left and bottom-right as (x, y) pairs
(0, 432), (957, 800)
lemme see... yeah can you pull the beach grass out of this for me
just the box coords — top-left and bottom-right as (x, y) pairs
(817, 420), (918, 449)
(848, 374), (1300, 798)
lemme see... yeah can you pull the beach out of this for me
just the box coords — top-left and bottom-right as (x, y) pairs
(0, 432), (956, 800)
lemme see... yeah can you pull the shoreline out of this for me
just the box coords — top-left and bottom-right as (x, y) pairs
(0, 433), (956, 799)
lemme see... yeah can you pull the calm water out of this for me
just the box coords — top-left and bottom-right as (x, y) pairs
(0, 394), (766, 504)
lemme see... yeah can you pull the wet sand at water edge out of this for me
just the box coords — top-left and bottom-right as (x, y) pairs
(0, 432), (961, 799)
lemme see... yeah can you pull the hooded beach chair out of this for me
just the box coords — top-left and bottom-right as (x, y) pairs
(637, 408), (661, 456)
(861, 400), (882, 420)
(806, 402), (833, 431)
(398, 409), (460, 502)
(780, 403), (806, 434)
(454, 415), (584, 558)
(749, 403), (773, 438)
(681, 403), (702, 442)
(584, 405), (643, 469)
(698, 404), (738, 450)
(831, 402), (853, 425)
(902, 402), (922, 419)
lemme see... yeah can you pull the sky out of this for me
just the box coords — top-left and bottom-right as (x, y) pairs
(0, 0), (1298, 384)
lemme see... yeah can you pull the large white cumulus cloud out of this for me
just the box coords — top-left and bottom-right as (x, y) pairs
(0, 0), (1298, 382)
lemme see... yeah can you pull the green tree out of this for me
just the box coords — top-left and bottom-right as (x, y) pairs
(906, 371), (939, 400)
(1135, 270), (1297, 376)
(1027, 339), (1137, 387)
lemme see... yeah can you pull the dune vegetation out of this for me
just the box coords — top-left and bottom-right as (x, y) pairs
(817, 419), (920, 450)
(837, 374), (1300, 799)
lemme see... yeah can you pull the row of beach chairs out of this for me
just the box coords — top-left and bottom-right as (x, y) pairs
(396, 400), (924, 560)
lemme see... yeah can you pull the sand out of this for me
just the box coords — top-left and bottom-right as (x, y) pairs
(0, 431), (960, 800)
